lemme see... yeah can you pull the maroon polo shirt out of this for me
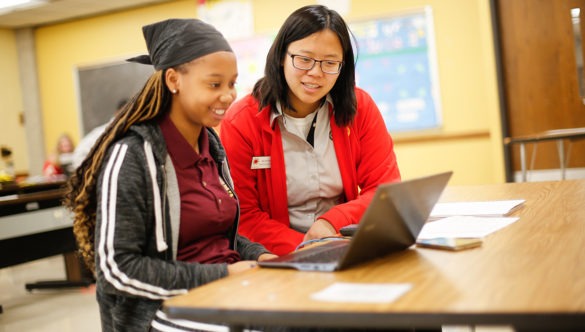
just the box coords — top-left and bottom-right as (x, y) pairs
(159, 115), (240, 264)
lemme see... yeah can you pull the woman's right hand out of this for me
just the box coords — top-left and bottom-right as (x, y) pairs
(227, 260), (258, 275)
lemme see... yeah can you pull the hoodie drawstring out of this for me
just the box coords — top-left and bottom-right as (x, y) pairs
(144, 141), (168, 252)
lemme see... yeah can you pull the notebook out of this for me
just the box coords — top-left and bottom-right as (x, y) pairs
(258, 171), (453, 272)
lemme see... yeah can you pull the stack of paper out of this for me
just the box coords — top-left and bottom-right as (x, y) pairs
(418, 216), (519, 240)
(419, 199), (525, 240)
(430, 199), (525, 218)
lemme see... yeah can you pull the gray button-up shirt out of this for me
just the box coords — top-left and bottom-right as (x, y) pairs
(272, 98), (343, 232)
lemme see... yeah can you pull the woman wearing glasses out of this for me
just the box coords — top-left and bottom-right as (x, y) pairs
(220, 5), (401, 255)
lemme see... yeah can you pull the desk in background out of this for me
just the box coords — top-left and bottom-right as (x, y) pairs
(504, 127), (585, 182)
(0, 177), (65, 196)
(163, 179), (585, 331)
(0, 180), (92, 294)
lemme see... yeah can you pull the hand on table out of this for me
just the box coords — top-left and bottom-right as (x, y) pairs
(227, 253), (279, 276)
(258, 253), (278, 261)
(303, 219), (337, 242)
(227, 260), (259, 275)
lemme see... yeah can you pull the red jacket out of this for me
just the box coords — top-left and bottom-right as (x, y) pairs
(220, 87), (401, 255)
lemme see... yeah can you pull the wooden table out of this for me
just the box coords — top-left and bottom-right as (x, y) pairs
(163, 180), (585, 331)
(504, 127), (585, 181)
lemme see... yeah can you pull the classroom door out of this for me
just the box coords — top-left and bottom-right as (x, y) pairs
(495, 0), (585, 180)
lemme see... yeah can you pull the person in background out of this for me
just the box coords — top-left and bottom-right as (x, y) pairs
(64, 18), (276, 332)
(220, 5), (401, 255)
(1, 146), (14, 177)
(72, 98), (128, 169)
(43, 133), (75, 177)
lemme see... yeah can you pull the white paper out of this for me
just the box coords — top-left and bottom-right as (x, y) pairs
(430, 199), (525, 218)
(311, 282), (411, 303)
(418, 216), (519, 240)
(0, 194), (18, 201)
(198, 0), (254, 40)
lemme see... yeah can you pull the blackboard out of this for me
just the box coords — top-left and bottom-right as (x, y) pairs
(76, 61), (154, 134)
(351, 7), (442, 132)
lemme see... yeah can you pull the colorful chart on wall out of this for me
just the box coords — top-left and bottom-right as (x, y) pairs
(229, 35), (273, 100)
(351, 7), (442, 132)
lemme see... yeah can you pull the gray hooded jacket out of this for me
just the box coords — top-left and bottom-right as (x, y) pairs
(94, 121), (269, 331)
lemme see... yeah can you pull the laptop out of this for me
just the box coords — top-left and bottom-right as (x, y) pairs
(258, 171), (453, 272)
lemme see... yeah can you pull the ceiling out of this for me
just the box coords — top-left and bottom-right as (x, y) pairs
(0, 0), (176, 29)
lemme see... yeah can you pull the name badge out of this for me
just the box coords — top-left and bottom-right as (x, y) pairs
(251, 156), (271, 169)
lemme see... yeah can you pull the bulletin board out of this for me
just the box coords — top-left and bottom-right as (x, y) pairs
(229, 35), (273, 99)
(76, 61), (154, 135)
(75, 7), (441, 135)
(228, 7), (442, 133)
(350, 7), (442, 132)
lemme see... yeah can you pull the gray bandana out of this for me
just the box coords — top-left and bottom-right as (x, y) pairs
(127, 18), (232, 70)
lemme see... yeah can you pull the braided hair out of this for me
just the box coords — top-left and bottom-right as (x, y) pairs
(63, 69), (171, 273)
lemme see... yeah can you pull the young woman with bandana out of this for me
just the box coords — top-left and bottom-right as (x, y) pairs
(220, 5), (402, 256)
(64, 18), (276, 332)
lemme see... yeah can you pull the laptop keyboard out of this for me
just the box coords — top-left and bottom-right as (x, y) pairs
(289, 240), (349, 263)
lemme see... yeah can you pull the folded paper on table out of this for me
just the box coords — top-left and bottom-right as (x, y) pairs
(311, 282), (412, 303)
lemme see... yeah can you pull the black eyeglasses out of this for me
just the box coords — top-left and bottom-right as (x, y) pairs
(287, 52), (343, 74)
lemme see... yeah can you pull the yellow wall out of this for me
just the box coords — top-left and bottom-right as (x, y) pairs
(32, 0), (503, 184)
(0, 28), (27, 173)
(344, 0), (503, 184)
(35, 0), (198, 155)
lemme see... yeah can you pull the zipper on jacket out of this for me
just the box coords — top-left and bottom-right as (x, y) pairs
(220, 159), (240, 252)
